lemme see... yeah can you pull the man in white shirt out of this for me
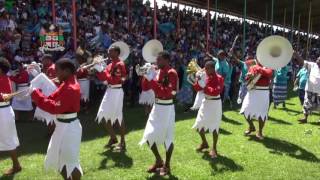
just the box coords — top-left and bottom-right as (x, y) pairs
(293, 52), (320, 123)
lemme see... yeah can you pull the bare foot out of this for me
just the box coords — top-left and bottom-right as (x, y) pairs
(196, 143), (209, 152)
(209, 150), (218, 159)
(114, 142), (126, 152)
(298, 119), (307, 124)
(3, 166), (22, 176)
(256, 133), (264, 140)
(159, 165), (171, 176)
(147, 161), (163, 173)
(244, 127), (256, 136)
(104, 138), (118, 148)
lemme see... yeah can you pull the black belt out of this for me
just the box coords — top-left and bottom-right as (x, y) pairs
(205, 97), (221, 100)
(57, 117), (77, 123)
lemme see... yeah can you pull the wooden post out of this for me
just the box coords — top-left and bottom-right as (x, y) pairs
(271, 0), (274, 35)
(283, 8), (286, 36)
(206, 0), (210, 52)
(72, 0), (77, 50)
(52, 0), (56, 24)
(290, 0), (295, 42)
(306, 0), (312, 59)
(154, 0), (157, 39)
(214, 0), (218, 42)
(243, 0), (247, 57)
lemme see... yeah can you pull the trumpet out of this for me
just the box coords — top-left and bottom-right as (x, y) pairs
(80, 55), (108, 70)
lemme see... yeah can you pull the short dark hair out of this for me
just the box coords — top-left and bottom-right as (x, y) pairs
(109, 46), (121, 55)
(0, 57), (11, 74)
(56, 58), (76, 74)
(158, 51), (171, 61)
(42, 54), (53, 61)
(205, 60), (216, 69)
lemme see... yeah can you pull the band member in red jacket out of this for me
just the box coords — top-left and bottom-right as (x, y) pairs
(94, 46), (127, 151)
(31, 58), (83, 180)
(192, 61), (224, 159)
(240, 60), (273, 140)
(139, 51), (178, 176)
(41, 54), (57, 136)
(42, 54), (56, 80)
(139, 76), (155, 116)
(10, 63), (33, 120)
(0, 58), (21, 175)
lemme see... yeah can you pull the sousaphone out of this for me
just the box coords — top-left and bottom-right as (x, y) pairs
(142, 39), (164, 63)
(109, 41), (130, 61)
(256, 35), (293, 69)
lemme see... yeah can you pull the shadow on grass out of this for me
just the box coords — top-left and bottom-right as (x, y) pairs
(202, 153), (243, 174)
(220, 128), (232, 135)
(98, 149), (133, 170)
(0, 175), (15, 180)
(222, 115), (242, 126)
(249, 136), (319, 162)
(268, 116), (292, 125)
(309, 121), (320, 126)
(146, 173), (179, 180)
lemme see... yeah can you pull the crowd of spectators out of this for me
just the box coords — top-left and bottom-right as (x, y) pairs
(0, 0), (318, 107)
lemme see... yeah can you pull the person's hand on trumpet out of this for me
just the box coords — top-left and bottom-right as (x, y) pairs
(1, 93), (13, 102)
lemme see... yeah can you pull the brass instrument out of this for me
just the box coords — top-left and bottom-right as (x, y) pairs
(186, 59), (203, 84)
(142, 39), (164, 63)
(135, 63), (155, 76)
(246, 35), (293, 90)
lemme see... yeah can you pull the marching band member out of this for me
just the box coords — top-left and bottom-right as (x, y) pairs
(293, 52), (320, 124)
(75, 49), (92, 110)
(41, 54), (57, 136)
(240, 60), (273, 140)
(10, 62), (33, 120)
(95, 46), (127, 151)
(139, 76), (155, 116)
(41, 54), (56, 80)
(31, 58), (83, 180)
(0, 57), (22, 175)
(139, 51), (178, 176)
(192, 61), (224, 159)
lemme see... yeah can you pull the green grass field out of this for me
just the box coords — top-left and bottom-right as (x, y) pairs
(1, 90), (320, 180)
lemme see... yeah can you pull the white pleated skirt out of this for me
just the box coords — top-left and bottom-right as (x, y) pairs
(139, 104), (175, 150)
(139, 90), (155, 106)
(79, 79), (90, 102)
(193, 98), (222, 133)
(190, 91), (205, 110)
(0, 106), (19, 151)
(12, 85), (33, 111)
(45, 119), (82, 178)
(97, 88), (124, 125)
(240, 89), (270, 121)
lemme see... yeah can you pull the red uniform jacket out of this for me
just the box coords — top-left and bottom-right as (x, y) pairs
(141, 77), (152, 91)
(76, 68), (89, 79)
(10, 69), (29, 84)
(0, 75), (12, 101)
(246, 64), (273, 87)
(148, 65), (178, 100)
(96, 59), (127, 85)
(31, 76), (81, 114)
(193, 73), (224, 96)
